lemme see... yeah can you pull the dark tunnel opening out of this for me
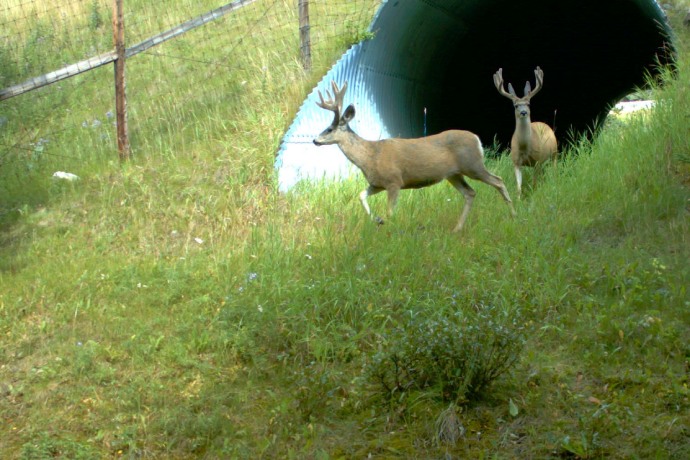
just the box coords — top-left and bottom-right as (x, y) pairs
(390, 0), (674, 148)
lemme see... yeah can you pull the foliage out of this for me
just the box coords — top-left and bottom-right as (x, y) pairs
(20, 433), (100, 460)
(366, 305), (525, 405)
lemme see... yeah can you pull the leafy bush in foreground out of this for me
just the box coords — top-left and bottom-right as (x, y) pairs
(366, 304), (525, 405)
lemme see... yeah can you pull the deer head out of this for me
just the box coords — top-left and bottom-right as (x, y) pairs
(493, 67), (544, 120)
(313, 81), (354, 146)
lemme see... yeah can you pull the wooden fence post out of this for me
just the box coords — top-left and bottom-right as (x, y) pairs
(113, 0), (130, 160)
(299, 0), (311, 72)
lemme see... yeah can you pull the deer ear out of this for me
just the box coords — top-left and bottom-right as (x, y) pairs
(342, 104), (356, 124)
(507, 83), (517, 98)
(524, 81), (532, 96)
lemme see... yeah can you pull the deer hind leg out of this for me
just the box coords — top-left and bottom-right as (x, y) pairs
(482, 172), (517, 218)
(386, 186), (401, 218)
(448, 176), (476, 233)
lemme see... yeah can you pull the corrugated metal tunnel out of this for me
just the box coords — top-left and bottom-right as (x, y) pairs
(277, 0), (674, 191)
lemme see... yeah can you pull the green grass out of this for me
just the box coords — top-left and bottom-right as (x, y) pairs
(1, 1), (690, 458)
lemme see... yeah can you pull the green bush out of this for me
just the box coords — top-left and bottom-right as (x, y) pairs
(366, 304), (525, 405)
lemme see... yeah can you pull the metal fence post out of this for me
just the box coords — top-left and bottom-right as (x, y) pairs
(113, 0), (130, 160)
(299, 0), (311, 72)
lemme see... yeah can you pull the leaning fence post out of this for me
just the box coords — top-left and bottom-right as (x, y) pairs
(113, 0), (130, 160)
(299, 0), (311, 71)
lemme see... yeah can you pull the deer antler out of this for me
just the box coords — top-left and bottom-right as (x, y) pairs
(526, 66), (544, 99)
(316, 81), (348, 125)
(493, 68), (518, 101)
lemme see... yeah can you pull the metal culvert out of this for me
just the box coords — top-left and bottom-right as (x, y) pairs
(277, 0), (674, 191)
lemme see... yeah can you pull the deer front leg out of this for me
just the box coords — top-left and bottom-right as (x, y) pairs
(359, 185), (384, 222)
(359, 189), (372, 216)
(514, 165), (523, 199)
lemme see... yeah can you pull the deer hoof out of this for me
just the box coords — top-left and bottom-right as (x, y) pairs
(374, 216), (385, 225)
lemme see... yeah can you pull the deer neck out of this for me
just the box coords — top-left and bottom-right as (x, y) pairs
(514, 116), (533, 152)
(337, 130), (376, 174)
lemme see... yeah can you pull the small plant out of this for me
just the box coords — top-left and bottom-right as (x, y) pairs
(366, 304), (525, 405)
(339, 19), (376, 49)
(559, 406), (613, 460)
(20, 433), (100, 460)
(89, 1), (104, 31)
(291, 361), (347, 421)
(435, 403), (466, 446)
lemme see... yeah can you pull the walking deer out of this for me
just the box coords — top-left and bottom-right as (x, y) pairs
(494, 67), (558, 198)
(312, 81), (516, 233)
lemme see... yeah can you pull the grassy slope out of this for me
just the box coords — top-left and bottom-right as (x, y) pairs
(1, 3), (689, 459)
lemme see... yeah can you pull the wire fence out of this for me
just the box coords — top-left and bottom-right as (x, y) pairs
(0, 0), (381, 168)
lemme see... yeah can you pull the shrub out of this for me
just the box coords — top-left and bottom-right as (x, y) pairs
(366, 304), (525, 405)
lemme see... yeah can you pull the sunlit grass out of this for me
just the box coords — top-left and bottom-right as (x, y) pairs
(0, 1), (689, 458)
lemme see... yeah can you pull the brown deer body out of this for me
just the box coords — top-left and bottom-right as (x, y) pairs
(494, 67), (558, 198)
(312, 81), (516, 232)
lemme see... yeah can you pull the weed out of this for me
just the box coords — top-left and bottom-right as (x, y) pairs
(20, 433), (100, 460)
(434, 403), (466, 447)
(366, 304), (525, 405)
(88, 0), (103, 31)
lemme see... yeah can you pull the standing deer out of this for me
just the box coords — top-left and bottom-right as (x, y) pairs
(493, 66), (558, 198)
(312, 81), (516, 233)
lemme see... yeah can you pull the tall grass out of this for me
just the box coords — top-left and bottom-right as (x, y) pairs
(1, 1), (689, 458)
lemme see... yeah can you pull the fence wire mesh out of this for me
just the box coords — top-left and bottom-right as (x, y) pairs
(0, 0), (381, 182)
